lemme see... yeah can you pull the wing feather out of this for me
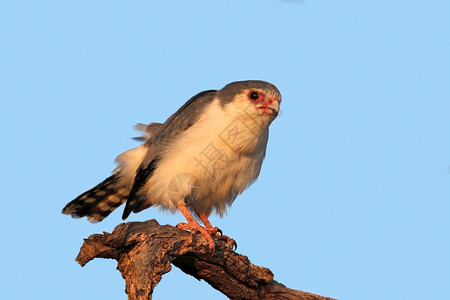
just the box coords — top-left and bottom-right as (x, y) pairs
(122, 89), (217, 218)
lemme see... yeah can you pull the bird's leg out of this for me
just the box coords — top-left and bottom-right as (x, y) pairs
(176, 201), (215, 249)
(197, 212), (237, 250)
(197, 212), (220, 235)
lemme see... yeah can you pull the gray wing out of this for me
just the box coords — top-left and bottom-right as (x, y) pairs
(151, 89), (217, 143)
(122, 89), (217, 219)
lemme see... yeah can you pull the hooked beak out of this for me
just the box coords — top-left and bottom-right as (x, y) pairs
(257, 98), (280, 115)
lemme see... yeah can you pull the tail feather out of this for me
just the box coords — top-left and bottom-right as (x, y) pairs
(62, 174), (129, 223)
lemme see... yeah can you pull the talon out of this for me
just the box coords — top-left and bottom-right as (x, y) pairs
(205, 226), (223, 236)
(216, 234), (237, 251)
(195, 211), (237, 250)
(231, 240), (237, 251)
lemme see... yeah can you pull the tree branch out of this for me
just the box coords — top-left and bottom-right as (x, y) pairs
(75, 220), (334, 300)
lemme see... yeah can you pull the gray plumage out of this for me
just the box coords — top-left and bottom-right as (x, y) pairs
(62, 80), (281, 223)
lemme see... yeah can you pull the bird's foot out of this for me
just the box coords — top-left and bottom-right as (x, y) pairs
(204, 226), (237, 250)
(217, 234), (237, 251)
(176, 222), (215, 249)
(204, 226), (221, 236)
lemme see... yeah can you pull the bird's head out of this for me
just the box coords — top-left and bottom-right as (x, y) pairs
(218, 80), (282, 125)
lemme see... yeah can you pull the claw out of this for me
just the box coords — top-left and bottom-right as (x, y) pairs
(231, 239), (237, 251)
(216, 234), (237, 250)
(195, 212), (237, 251)
(205, 226), (222, 236)
(216, 228), (223, 236)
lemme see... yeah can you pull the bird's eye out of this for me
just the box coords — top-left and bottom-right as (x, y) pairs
(248, 91), (262, 102)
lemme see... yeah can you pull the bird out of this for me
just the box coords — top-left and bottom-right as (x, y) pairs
(62, 80), (282, 249)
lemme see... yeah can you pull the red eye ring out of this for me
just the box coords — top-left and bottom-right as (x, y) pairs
(248, 91), (263, 102)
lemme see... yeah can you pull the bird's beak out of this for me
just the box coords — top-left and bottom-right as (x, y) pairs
(257, 98), (280, 115)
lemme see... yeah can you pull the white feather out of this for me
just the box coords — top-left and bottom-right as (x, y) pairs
(114, 144), (148, 190)
(141, 96), (270, 216)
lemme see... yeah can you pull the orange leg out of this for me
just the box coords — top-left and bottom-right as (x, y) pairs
(197, 212), (237, 250)
(176, 201), (215, 249)
(197, 212), (220, 235)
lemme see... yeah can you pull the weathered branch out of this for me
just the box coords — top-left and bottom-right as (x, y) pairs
(76, 220), (333, 300)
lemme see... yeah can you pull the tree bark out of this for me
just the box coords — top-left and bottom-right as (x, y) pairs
(76, 220), (334, 300)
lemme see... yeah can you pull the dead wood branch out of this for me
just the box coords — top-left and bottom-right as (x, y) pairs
(75, 220), (333, 300)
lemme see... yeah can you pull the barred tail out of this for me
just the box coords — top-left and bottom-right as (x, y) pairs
(62, 174), (130, 223)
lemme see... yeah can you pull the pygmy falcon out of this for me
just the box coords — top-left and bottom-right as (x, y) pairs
(62, 80), (282, 248)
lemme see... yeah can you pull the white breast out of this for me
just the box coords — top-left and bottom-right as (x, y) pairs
(143, 98), (269, 216)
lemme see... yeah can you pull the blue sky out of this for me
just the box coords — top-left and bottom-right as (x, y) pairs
(1, 1), (449, 299)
